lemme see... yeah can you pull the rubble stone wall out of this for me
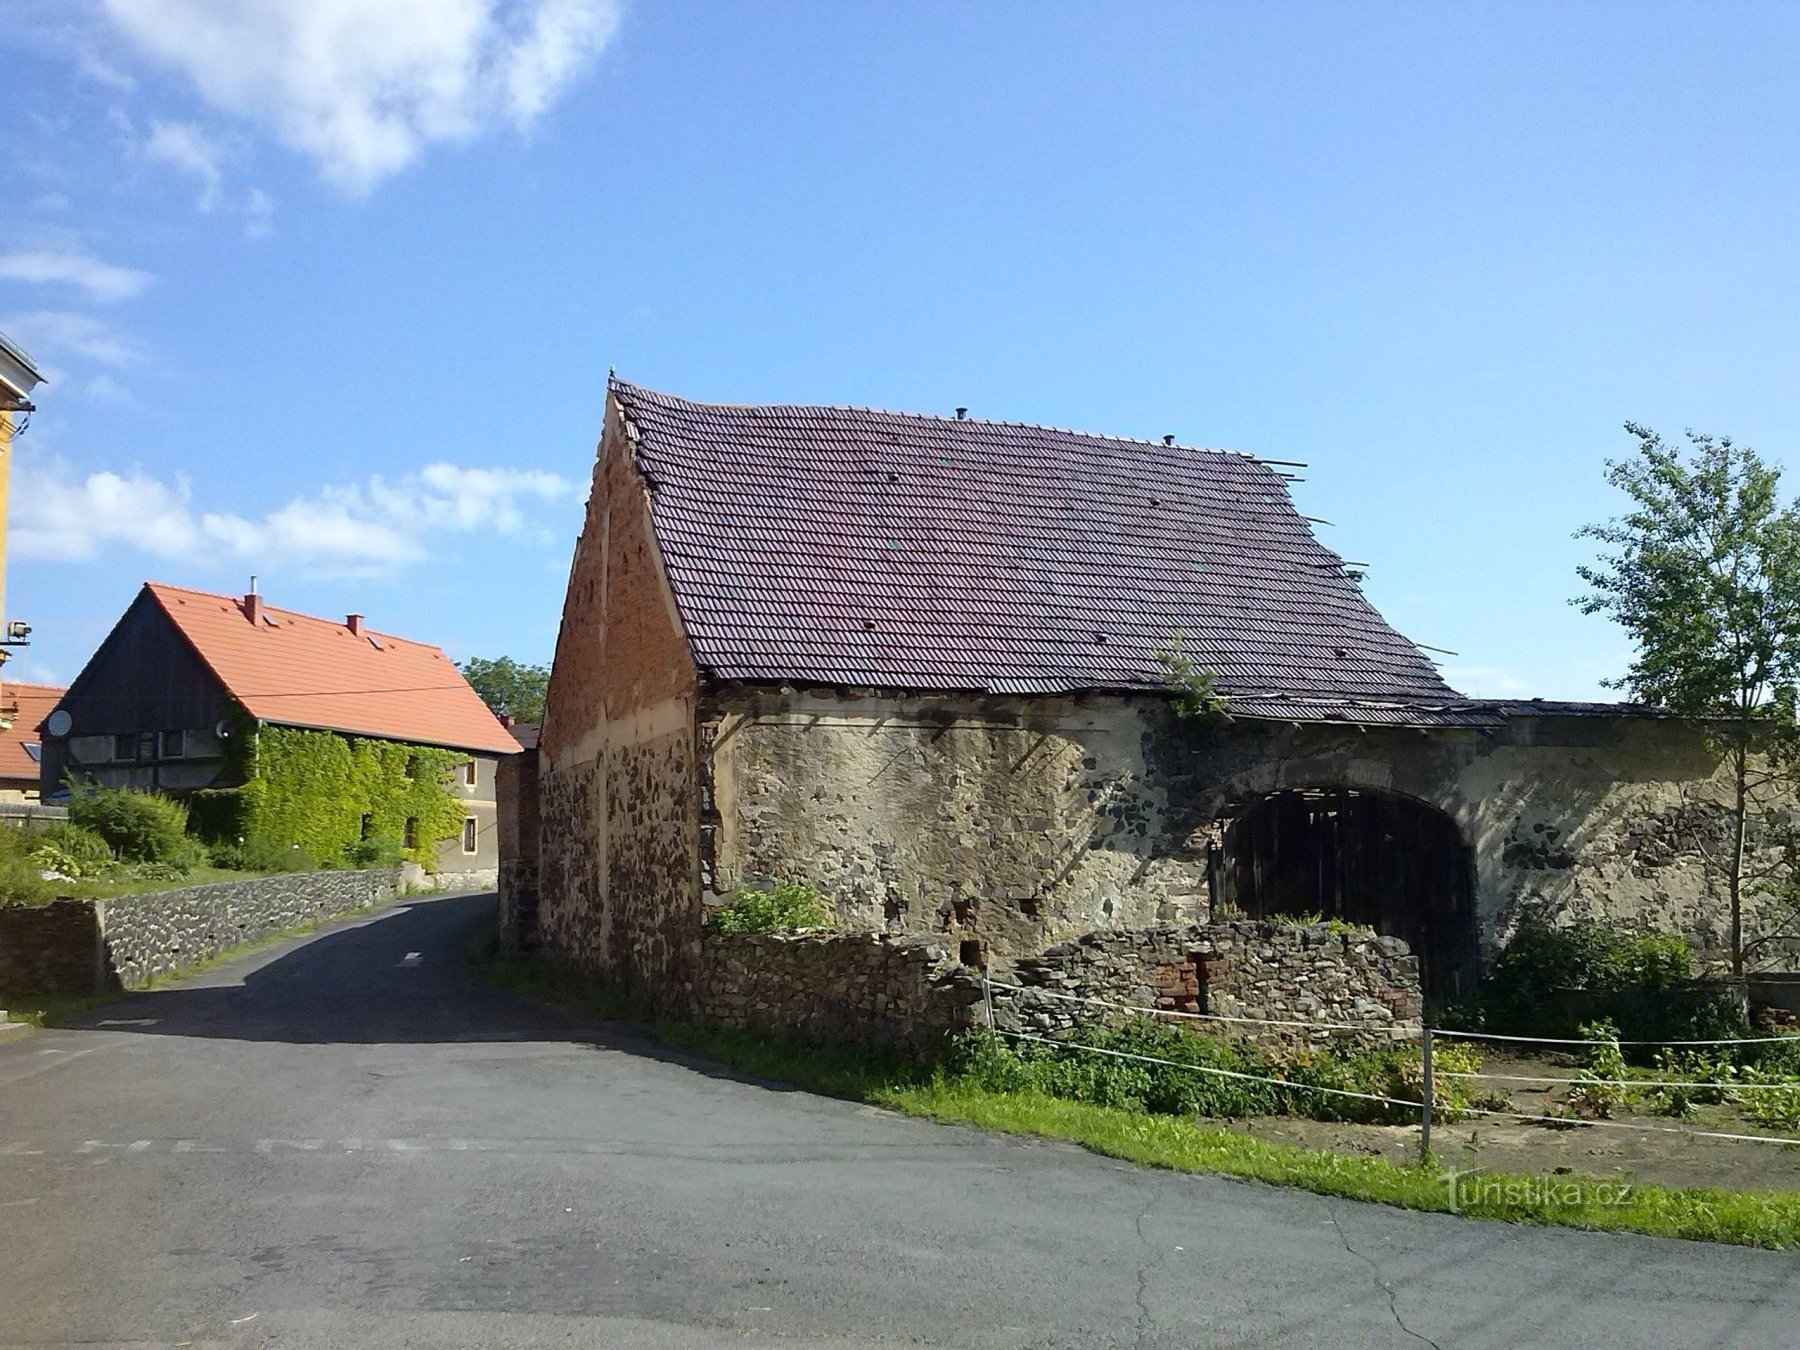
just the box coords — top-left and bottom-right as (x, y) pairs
(0, 868), (399, 996)
(991, 920), (1424, 1052)
(693, 930), (984, 1051)
(702, 688), (1774, 970)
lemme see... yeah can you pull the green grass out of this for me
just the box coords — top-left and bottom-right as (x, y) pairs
(478, 955), (1800, 1250)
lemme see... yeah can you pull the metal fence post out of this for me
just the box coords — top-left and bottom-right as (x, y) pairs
(1419, 1025), (1434, 1163)
(983, 969), (997, 1048)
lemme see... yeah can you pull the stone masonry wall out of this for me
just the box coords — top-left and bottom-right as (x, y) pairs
(536, 391), (701, 1002)
(0, 868), (399, 995)
(693, 930), (985, 1051)
(991, 920), (1423, 1052)
(704, 688), (1779, 971)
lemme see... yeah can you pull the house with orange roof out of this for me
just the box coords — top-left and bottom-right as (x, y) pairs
(0, 682), (63, 801)
(38, 583), (518, 883)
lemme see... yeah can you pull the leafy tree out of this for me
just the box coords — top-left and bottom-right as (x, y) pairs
(458, 655), (550, 723)
(1576, 423), (1800, 976)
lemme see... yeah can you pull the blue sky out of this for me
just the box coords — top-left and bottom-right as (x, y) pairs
(5, 2), (1799, 700)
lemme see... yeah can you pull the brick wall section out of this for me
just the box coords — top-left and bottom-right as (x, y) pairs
(693, 931), (985, 1051)
(537, 392), (700, 1001)
(0, 868), (399, 996)
(992, 921), (1423, 1052)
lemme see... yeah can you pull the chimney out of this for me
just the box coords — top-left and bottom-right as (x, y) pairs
(499, 711), (515, 728)
(346, 613), (364, 636)
(244, 592), (262, 625)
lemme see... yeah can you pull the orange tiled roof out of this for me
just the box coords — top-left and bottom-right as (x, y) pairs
(1, 682), (63, 784)
(146, 583), (518, 755)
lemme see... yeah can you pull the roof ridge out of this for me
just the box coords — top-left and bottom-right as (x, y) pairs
(143, 581), (435, 650)
(607, 376), (1263, 464)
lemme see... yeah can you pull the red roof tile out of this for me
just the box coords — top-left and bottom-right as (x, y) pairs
(1, 682), (63, 783)
(614, 381), (1493, 727)
(145, 583), (518, 755)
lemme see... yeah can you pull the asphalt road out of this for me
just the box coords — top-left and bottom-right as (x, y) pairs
(1, 893), (1796, 1349)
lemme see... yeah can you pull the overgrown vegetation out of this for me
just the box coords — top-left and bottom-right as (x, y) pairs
(1449, 919), (1749, 1056)
(1155, 633), (1230, 721)
(947, 1018), (1493, 1124)
(188, 724), (466, 869)
(69, 783), (204, 868)
(704, 883), (834, 935)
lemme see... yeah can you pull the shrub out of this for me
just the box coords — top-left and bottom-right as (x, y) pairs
(946, 1018), (1481, 1127)
(67, 783), (198, 866)
(23, 823), (118, 881)
(1474, 919), (1747, 1052)
(704, 884), (833, 934)
(210, 835), (318, 874)
(343, 835), (404, 868)
(0, 830), (51, 904)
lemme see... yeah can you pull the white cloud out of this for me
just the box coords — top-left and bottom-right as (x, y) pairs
(98, 0), (622, 194)
(143, 119), (224, 210)
(0, 251), (151, 303)
(1, 311), (145, 368)
(139, 119), (275, 233)
(14, 459), (583, 576)
(14, 468), (198, 562)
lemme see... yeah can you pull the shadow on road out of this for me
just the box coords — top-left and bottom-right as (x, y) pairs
(44, 891), (811, 1093)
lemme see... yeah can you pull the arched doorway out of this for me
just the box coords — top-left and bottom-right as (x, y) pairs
(1212, 787), (1477, 1003)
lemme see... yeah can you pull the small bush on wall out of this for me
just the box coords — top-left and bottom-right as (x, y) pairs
(705, 884), (833, 934)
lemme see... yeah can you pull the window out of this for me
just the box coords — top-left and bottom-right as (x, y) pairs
(463, 759), (477, 787)
(137, 731), (156, 762)
(112, 733), (135, 762)
(403, 817), (418, 849)
(462, 817), (477, 853)
(403, 755), (418, 780)
(160, 730), (185, 760)
(24, 744), (40, 765)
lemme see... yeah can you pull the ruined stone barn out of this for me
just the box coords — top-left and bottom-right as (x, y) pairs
(526, 377), (1741, 1008)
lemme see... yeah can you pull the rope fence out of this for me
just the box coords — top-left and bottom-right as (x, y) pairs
(979, 975), (1800, 1158)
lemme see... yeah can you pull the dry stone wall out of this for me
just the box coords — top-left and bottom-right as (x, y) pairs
(991, 920), (1423, 1052)
(693, 930), (985, 1050)
(0, 868), (399, 996)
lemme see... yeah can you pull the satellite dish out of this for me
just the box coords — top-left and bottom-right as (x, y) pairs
(45, 709), (72, 737)
(215, 719), (235, 740)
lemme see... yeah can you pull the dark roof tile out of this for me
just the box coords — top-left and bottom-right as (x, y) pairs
(616, 381), (1495, 727)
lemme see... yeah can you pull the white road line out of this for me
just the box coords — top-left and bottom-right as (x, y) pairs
(0, 1044), (107, 1087)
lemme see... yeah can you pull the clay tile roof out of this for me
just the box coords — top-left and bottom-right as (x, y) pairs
(614, 380), (1495, 728)
(2, 682), (64, 782)
(145, 583), (519, 755)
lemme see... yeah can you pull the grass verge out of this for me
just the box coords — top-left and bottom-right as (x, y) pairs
(477, 954), (1800, 1250)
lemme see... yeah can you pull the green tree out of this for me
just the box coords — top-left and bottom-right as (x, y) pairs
(458, 655), (550, 723)
(1576, 423), (1800, 977)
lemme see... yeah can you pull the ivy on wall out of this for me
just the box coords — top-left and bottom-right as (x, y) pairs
(188, 723), (468, 868)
